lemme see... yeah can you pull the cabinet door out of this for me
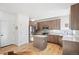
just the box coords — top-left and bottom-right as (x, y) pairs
(63, 40), (79, 55)
(48, 35), (62, 46)
(48, 35), (58, 44)
(71, 4), (79, 30)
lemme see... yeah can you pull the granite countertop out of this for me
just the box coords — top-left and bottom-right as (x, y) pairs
(63, 36), (79, 42)
(48, 33), (63, 36)
(48, 33), (79, 42)
(36, 30), (79, 42)
(33, 35), (48, 37)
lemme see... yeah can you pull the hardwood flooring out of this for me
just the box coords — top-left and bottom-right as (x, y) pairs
(15, 43), (63, 55)
(0, 44), (17, 54)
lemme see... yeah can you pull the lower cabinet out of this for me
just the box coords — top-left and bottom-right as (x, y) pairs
(48, 35), (62, 46)
(63, 40), (79, 55)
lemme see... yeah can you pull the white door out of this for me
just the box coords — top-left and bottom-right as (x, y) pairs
(0, 20), (9, 47)
(17, 15), (29, 46)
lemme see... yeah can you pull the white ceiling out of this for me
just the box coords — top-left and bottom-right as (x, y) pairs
(0, 3), (75, 20)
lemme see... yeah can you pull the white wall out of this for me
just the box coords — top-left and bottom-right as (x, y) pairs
(60, 15), (70, 30)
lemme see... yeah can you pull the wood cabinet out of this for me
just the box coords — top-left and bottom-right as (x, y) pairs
(63, 40), (79, 55)
(48, 35), (62, 46)
(37, 19), (60, 30)
(70, 3), (79, 30)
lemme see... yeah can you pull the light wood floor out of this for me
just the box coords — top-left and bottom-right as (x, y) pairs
(14, 43), (63, 55)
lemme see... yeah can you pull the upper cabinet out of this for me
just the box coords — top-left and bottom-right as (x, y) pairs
(70, 3), (79, 30)
(37, 19), (60, 30)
